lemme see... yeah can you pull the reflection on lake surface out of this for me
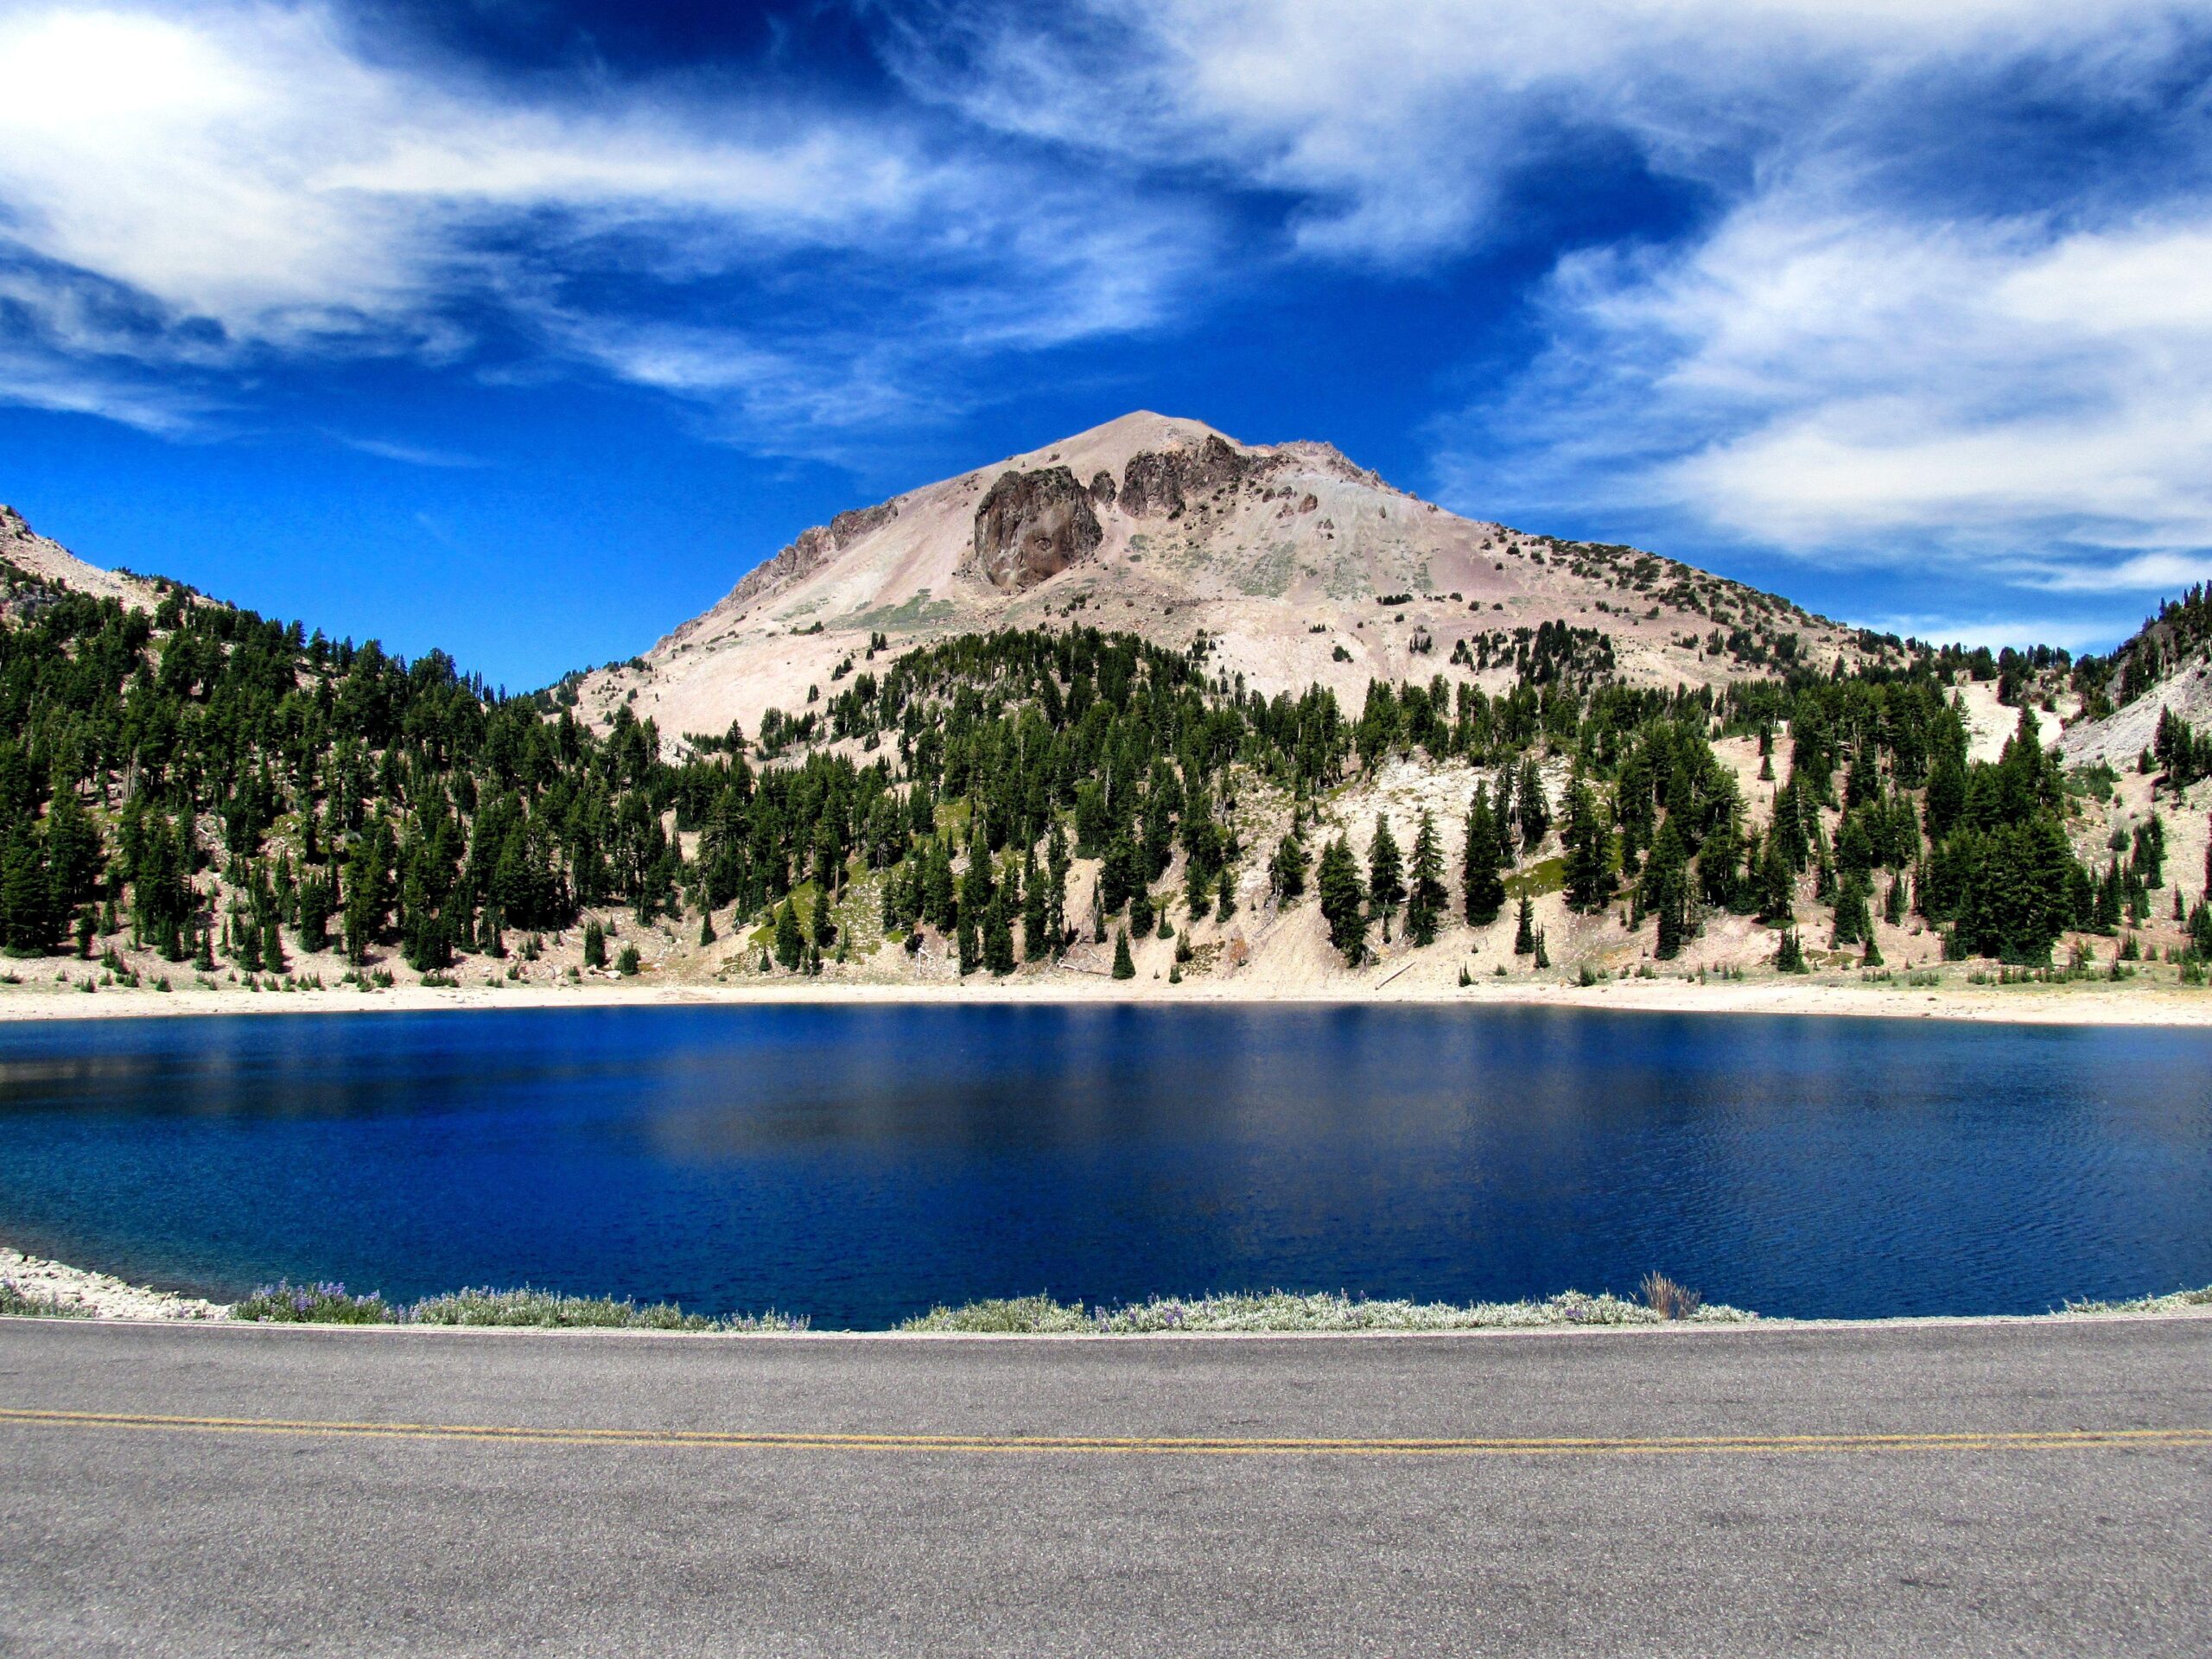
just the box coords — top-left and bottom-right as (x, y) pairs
(1, 1004), (2207, 1327)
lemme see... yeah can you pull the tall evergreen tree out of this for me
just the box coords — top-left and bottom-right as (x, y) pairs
(1407, 810), (1446, 947)
(983, 887), (1015, 976)
(1560, 775), (1612, 912)
(1270, 832), (1308, 900)
(1754, 835), (1795, 925)
(1366, 815), (1404, 938)
(1317, 836), (1369, 966)
(956, 899), (980, 976)
(1516, 756), (1550, 851)
(1645, 816), (1691, 960)
(1513, 893), (1536, 956)
(1111, 925), (1135, 980)
(1045, 823), (1071, 950)
(1021, 847), (1048, 960)
(1461, 787), (1505, 925)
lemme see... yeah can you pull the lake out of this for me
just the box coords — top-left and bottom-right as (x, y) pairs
(1, 1004), (2208, 1327)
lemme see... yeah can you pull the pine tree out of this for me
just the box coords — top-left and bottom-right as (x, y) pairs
(1317, 836), (1369, 966)
(1111, 926), (1135, 979)
(1697, 805), (1742, 909)
(1830, 871), (1872, 948)
(1775, 927), (1808, 973)
(584, 918), (609, 969)
(1366, 815), (1403, 938)
(1270, 832), (1307, 901)
(1130, 884), (1155, 939)
(984, 887), (1015, 976)
(1216, 865), (1236, 919)
(1754, 836), (1795, 925)
(1021, 848), (1048, 960)
(1645, 816), (1690, 960)
(698, 908), (716, 946)
(1461, 787), (1505, 925)
(1516, 756), (1549, 851)
(957, 901), (980, 976)
(1561, 775), (1612, 912)
(772, 901), (801, 970)
(1045, 822), (1070, 949)
(1513, 893), (1536, 956)
(1407, 810), (1446, 947)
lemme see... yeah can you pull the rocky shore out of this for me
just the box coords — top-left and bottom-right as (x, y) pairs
(0, 1246), (228, 1321)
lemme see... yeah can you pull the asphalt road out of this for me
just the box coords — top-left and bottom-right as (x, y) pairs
(2, 1315), (2208, 1657)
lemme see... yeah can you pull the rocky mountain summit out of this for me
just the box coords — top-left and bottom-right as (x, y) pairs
(580, 412), (1865, 747)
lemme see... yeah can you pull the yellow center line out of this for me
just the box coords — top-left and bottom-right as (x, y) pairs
(3, 1408), (2208, 1459)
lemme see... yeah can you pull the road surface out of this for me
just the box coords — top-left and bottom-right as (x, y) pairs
(3, 1314), (2208, 1656)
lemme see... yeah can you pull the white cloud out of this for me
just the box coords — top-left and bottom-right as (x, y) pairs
(894, 0), (2190, 260)
(0, 2), (1201, 450)
(1443, 201), (2212, 575)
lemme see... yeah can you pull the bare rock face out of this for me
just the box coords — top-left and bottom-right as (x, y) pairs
(721, 499), (900, 613)
(1119, 435), (1250, 517)
(1089, 470), (1117, 509)
(970, 467), (1103, 592)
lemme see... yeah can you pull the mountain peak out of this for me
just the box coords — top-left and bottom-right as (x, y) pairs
(577, 421), (1856, 747)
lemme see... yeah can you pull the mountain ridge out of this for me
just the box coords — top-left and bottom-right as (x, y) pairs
(577, 411), (1870, 748)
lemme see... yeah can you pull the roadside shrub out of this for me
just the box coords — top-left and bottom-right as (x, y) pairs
(1640, 1271), (1705, 1319)
(900, 1287), (1755, 1334)
(407, 1287), (809, 1332)
(232, 1281), (396, 1324)
(233, 1281), (808, 1331)
(2062, 1285), (2212, 1316)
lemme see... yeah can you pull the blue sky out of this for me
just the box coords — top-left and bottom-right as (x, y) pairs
(3, 1), (2209, 690)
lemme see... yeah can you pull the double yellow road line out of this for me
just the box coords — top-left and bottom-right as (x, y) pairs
(5, 1408), (2209, 1459)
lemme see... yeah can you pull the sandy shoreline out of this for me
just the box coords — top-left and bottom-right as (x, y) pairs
(3, 973), (2211, 1027)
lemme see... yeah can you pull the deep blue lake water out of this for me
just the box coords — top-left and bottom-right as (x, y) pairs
(1, 1005), (2209, 1327)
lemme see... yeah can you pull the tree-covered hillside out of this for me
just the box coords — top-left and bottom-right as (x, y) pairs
(0, 548), (2199, 995)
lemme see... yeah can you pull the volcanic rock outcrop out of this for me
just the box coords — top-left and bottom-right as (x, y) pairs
(969, 466), (1103, 593)
(1119, 435), (1251, 518)
(721, 500), (900, 614)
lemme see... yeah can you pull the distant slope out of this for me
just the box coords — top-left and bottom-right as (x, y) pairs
(2060, 586), (2212, 767)
(0, 505), (160, 618)
(578, 412), (1874, 747)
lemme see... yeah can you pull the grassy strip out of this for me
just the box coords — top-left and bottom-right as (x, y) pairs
(2061, 1285), (2212, 1316)
(231, 1280), (807, 1332)
(0, 1280), (92, 1319)
(410, 1287), (804, 1332)
(899, 1287), (1756, 1334)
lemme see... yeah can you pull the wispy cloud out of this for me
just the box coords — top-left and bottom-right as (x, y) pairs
(0, 2), (1206, 457)
(335, 435), (486, 468)
(1447, 203), (2212, 569)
